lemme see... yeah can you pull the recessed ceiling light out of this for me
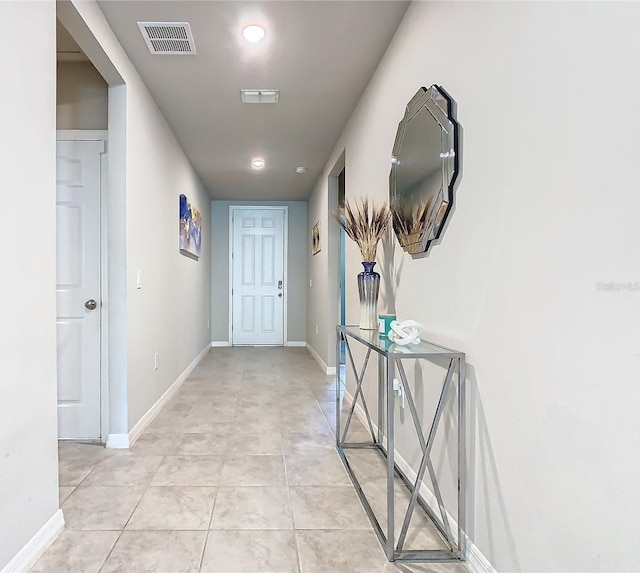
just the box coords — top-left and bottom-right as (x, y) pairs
(251, 158), (265, 170)
(242, 25), (265, 43)
(295, 167), (307, 174)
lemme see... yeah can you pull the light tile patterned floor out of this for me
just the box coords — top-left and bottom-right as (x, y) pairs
(32, 347), (469, 573)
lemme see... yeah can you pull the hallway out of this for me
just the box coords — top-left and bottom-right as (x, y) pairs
(32, 348), (469, 572)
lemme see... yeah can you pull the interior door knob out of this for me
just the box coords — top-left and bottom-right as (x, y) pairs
(278, 293), (283, 298)
(85, 299), (98, 311)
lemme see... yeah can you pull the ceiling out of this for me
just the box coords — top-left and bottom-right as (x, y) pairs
(57, 20), (88, 61)
(91, 1), (409, 200)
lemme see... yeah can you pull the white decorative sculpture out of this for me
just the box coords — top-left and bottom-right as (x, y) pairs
(388, 320), (424, 346)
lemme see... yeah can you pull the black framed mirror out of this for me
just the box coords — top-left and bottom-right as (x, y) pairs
(389, 85), (459, 257)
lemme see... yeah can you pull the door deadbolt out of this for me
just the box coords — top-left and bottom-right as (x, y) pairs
(85, 299), (98, 311)
(278, 280), (283, 289)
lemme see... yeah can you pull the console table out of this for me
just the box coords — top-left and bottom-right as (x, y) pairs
(336, 325), (466, 562)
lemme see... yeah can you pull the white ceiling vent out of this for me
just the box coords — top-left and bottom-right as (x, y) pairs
(138, 22), (196, 55)
(241, 89), (280, 104)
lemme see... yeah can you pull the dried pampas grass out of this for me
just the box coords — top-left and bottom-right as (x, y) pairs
(334, 197), (391, 261)
(392, 197), (433, 242)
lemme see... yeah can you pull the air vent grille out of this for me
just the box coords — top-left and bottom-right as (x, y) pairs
(138, 22), (196, 55)
(241, 89), (280, 104)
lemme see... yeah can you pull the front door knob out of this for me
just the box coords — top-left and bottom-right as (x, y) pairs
(85, 299), (98, 311)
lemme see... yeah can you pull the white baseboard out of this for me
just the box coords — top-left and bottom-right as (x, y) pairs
(463, 539), (497, 573)
(213, 341), (307, 348)
(105, 433), (129, 449)
(391, 452), (495, 573)
(107, 343), (211, 449)
(342, 390), (495, 573)
(1, 509), (64, 573)
(306, 343), (336, 375)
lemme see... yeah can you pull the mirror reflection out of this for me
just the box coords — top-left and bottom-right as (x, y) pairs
(390, 85), (459, 256)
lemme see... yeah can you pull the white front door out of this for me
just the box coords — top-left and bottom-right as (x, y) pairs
(231, 207), (285, 345)
(56, 137), (104, 440)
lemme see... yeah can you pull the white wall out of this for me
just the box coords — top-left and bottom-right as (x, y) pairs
(60, 0), (212, 431)
(123, 92), (211, 429)
(308, 2), (640, 571)
(306, 182), (332, 357)
(56, 61), (108, 129)
(0, 1), (59, 569)
(211, 200), (307, 344)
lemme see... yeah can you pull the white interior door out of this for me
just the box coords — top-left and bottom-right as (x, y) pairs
(232, 208), (285, 345)
(56, 138), (104, 440)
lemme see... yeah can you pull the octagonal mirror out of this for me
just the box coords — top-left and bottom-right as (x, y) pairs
(389, 85), (459, 257)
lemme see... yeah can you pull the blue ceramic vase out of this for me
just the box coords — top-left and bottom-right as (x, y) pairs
(357, 262), (380, 330)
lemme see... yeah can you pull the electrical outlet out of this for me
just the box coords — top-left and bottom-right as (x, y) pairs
(315, 325), (318, 335)
(207, 320), (210, 329)
(136, 271), (142, 289)
(154, 353), (159, 370)
(309, 280), (312, 288)
(393, 378), (405, 409)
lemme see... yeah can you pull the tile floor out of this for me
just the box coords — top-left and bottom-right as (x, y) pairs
(33, 347), (469, 573)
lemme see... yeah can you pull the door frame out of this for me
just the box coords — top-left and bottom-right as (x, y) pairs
(228, 205), (289, 346)
(56, 129), (109, 442)
(327, 151), (346, 369)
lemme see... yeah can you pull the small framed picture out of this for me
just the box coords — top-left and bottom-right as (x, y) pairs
(311, 221), (321, 255)
(179, 194), (201, 260)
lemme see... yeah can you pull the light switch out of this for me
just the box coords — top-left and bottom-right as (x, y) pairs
(136, 271), (142, 289)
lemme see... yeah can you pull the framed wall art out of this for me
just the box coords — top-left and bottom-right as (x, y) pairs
(179, 194), (202, 260)
(312, 221), (321, 255)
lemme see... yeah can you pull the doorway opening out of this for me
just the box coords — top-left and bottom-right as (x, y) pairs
(56, 4), (128, 445)
(327, 151), (346, 374)
(56, 22), (109, 441)
(337, 167), (346, 371)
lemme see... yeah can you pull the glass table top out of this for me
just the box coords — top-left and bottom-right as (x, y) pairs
(338, 325), (464, 359)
